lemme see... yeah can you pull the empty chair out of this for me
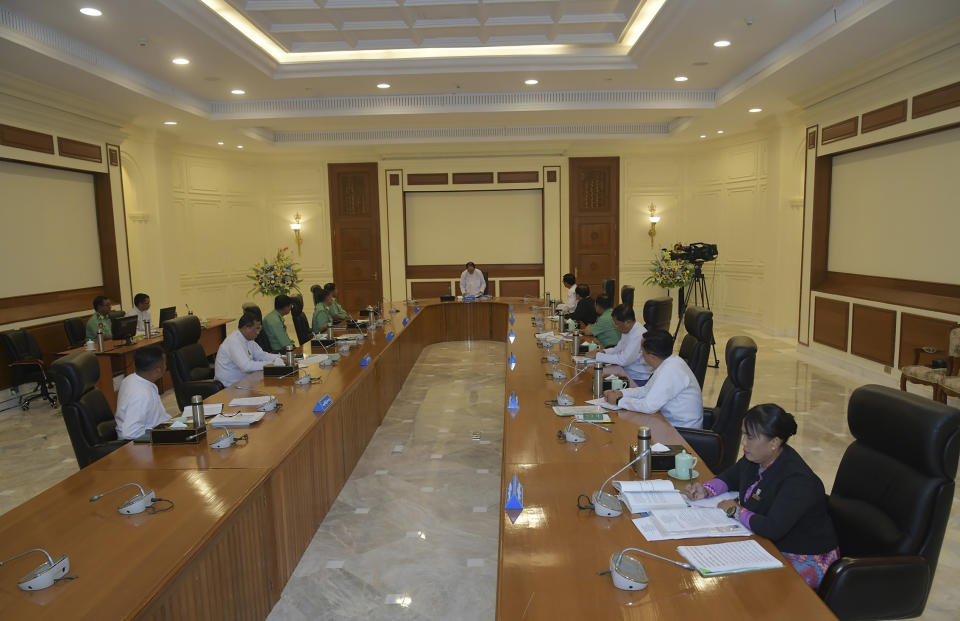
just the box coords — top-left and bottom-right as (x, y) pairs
(620, 285), (635, 308)
(289, 294), (314, 345)
(63, 317), (87, 347)
(642, 296), (673, 332)
(163, 315), (223, 410)
(241, 303), (274, 353)
(602, 278), (616, 305)
(677, 336), (757, 473)
(900, 327), (960, 401)
(678, 306), (713, 388)
(48, 351), (125, 468)
(0, 329), (57, 410)
(818, 385), (960, 620)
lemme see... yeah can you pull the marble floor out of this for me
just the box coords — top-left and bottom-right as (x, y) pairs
(0, 323), (958, 620)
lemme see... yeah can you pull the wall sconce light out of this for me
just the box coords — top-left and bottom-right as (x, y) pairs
(290, 213), (303, 255)
(648, 204), (660, 248)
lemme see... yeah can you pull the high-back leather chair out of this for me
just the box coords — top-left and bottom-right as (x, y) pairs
(642, 297), (673, 332)
(481, 269), (490, 295)
(48, 351), (125, 468)
(602, 279), (616, 305)
(819, 385), (960, 620)
(163, 316), (223, 410)
(289, 294), (314, 345)
(620, 285), (635, 308)
(63, 317), (87, 347)
(0, 329), (57, 410)
(678, 306), (713, 388)
(241, 303), (274, 353)
(310, 284), (324, 306)
(107, 309), (125, 321)
(677, 336), (756, 472)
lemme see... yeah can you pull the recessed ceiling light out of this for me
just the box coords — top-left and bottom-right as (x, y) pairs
(162, 121), (177, 125)
(714, 40), (731, 47)
(172, 57), (190, 65)
(237, 145), (244, 149)
(377, 83), (390, 89)
(748, 107), (763, 113)
(79, 7), (102, 17)
(217, 141), (224, 145)
(674, 76), (688, 82)
(716, 130), (724, 134)
(524, 79), (539, 85)
(699, 134), (707, 139)
(230, 89), (246, 95)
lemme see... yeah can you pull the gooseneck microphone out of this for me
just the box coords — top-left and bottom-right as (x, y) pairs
(0, 548), (70, 591)
(586, 450), (650, 517)
(344, 309), (368, 337)
(89, 482), (156, 514)
(553, 362), (591, 406)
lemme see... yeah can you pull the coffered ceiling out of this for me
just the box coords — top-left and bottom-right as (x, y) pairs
(0, 0), (958, 151)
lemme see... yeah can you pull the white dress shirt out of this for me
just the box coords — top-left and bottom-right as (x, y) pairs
(460, 269), (486, 297)
(215, 328), (284, 387)
(114, 372), (170, 440)
(127, 307), (153, 334)
(618, 355), (703, 429)
(595, 321), (653, 382)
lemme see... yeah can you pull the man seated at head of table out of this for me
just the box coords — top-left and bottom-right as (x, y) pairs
(114, 346), (171, 440)
(557, 273), (577, 311)
(683, 405), (839, 588)
(323, 282), (348, 322)
(584, 304), (652, 387)
(126, 292), (152, 334)
(85, 295), (113, 341)
(263, 294), (295, 352)
(583, 294), (620, 348)
(459, 261), (486, 297)
(563, 283), (597, 326)
(215, 313), (285, 387)
(603, 329), (703, 428)
(312, 288), (335, 334)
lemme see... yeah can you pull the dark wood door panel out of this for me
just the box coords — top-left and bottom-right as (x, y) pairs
(576, 223), (614, 249)
(329, 163), (382, 313)
(898, 313), (959, 368)
(570, 157), (619, 297)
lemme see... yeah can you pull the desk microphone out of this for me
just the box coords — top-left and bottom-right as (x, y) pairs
(585, 450), (650, 518)
(0, 548), (70, 591)
(551, 362), (591, 406)
(547, 360), (576, 380)
(344, 309), (368, 337)
(89, 482), (156, 514)
(558, 418), (613, 443)
(235, 386), (281, 411)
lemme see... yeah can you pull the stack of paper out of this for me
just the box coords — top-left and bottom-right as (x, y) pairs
(633, 506), (752, 541)
(677, 540), (783, 577)
(208, 411), (265, 427)
(228, 396), (273, 407)
(298, 354), (328, 367)
(179, 403), (223, 418)
(586, 397), (621, 411)
(612, 480), (687, 514)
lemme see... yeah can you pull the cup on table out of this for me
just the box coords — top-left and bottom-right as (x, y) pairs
(610, 377), (627, 391)
(674, 449), (698, 479)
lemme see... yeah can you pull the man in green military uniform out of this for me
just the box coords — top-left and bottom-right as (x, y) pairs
(584, 294), (621, 348)
(312, 288), (335, 334)
(85, 296), (114, 341)
(263, 294), (295, 351)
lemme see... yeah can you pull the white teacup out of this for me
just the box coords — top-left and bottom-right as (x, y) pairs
(610, 377), (627, 391)
(674, 449), (699, 479)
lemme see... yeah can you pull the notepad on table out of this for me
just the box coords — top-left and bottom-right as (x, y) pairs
(677, 540), (783, 577)
(619, 491), (689, 514)
(586, 397), (621, 411)
(574, 411), (612, 423)
(650, 507), (745, 534)
(179, 403), (223, 418)
(208, 411), (265, 427)
(228, 396), (273, 407)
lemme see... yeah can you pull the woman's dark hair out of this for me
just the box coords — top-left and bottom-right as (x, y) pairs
(640, 329), (673, 359)
(574, 283), (590, 298)
(324, 282), (336, 291)
(562, 273), (576, 286)
(743, 404), (798, 444)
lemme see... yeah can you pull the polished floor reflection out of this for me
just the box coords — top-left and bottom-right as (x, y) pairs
(0, 323), (957, 620)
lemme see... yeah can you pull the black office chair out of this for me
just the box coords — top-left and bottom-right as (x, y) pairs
(310, 284), (324, 305)
(678, 306), (713, 388)
(163, 316), (223, 410)
(602, 278), (616, 305)
(481, 269), (490, 295)
(63, 317), (87, 348)
(677, 336), (756, 472)
(0, 329), (57, 411)
(819, 385), (960, 620)
(621, 285), (635, 308)
(107, 309), (125, 321)
(242, 303), (276, 353)
(290, 294), (314, 346)
(642, 297), (673, 332)
(48, 351), (125, 468)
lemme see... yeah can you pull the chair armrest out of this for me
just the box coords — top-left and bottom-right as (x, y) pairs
(702, 406), (715, 429)
(676, 427), (722, 473)
(181, 380), (224, 398)
(10, 359), (44, 368)
(818, 555), (930, 620)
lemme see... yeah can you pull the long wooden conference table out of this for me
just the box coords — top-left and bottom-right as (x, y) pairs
(0, 299), (835, 620)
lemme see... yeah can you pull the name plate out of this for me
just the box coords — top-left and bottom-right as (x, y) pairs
(402, 317), (409, 326)
(360, 354), (372, 367)
(508, 352), (517, 370)
(414, 306), (420, 313)
(313, 394), (333, 414)
(509, 315), (515, 325)
(386, 331), (395, 342)
(505, 473), (524, 511)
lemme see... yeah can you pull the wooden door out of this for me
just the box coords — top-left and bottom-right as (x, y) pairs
(569, 157), (619, 300)
(328, 163), (382, 313)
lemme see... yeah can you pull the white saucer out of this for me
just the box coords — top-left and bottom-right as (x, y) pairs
(667, 468), (699, 481)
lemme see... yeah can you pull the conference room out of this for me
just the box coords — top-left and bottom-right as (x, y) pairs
(1, 1), (959, 619)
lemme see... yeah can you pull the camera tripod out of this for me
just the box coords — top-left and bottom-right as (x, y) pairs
(673, 262), (720, 368)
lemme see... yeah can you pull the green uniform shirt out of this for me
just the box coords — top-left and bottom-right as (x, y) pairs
(330, 298), (347, 320)
(312, 304), (334, 334)
(85, 313), (113, 341)
(263, 309), (294, 351)
(590, 308), (621, 348)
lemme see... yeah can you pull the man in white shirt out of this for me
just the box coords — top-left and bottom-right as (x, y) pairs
(459, 261), (486, 297)
(585, 304), (652, 386)
(557, 273), (577, 311)
(604, 329), (703, 429)
(127, 292), (152, 334)
(114, 346), (171, 440)
(215, 313), (285, 387)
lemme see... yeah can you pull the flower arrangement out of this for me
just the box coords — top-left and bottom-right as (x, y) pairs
(644, 244), (695, 289)
(248, 247), (302, 297)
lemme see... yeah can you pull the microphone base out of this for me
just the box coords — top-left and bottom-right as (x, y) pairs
(610, 553), (648, 590)
(562, 424), (587, 443)
(551, 369), (567, 380)
(556, 395), (574, 406)
(592, 490), (623, 517)
(18, 555), (69, 591)
(118, 490), (156, 514)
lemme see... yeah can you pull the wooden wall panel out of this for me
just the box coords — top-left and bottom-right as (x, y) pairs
(452, 172), (494, 184)
(498, 280), (540, 298)
(821, 117), (859, 144)
(376, 343), (401, 422)
(497, 171), (539, 183)
(443, 302), (468, 341)
(0, 124), (54, 154)
(912, 80), (960, 118)
(339, 371), (379, 477)
(861, 100), (907, 133)
(468, 303), (492, 341)
(491, 303), (509, 342)
(813, 297), (849, 351)
(407, 173), (448, 185)
(57, 137), (102, 163)
(315, 406), (345, 519)
(407, 264), (543, 279)
(411, 281), (452, 299)
(138, 486), (274, 621)
(898, 313), (959, 368)
(850, 304), (896, 365)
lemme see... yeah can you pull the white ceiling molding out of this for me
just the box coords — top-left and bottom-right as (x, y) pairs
(267, 122), (673, 146)
(209, 89), (716, 120)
